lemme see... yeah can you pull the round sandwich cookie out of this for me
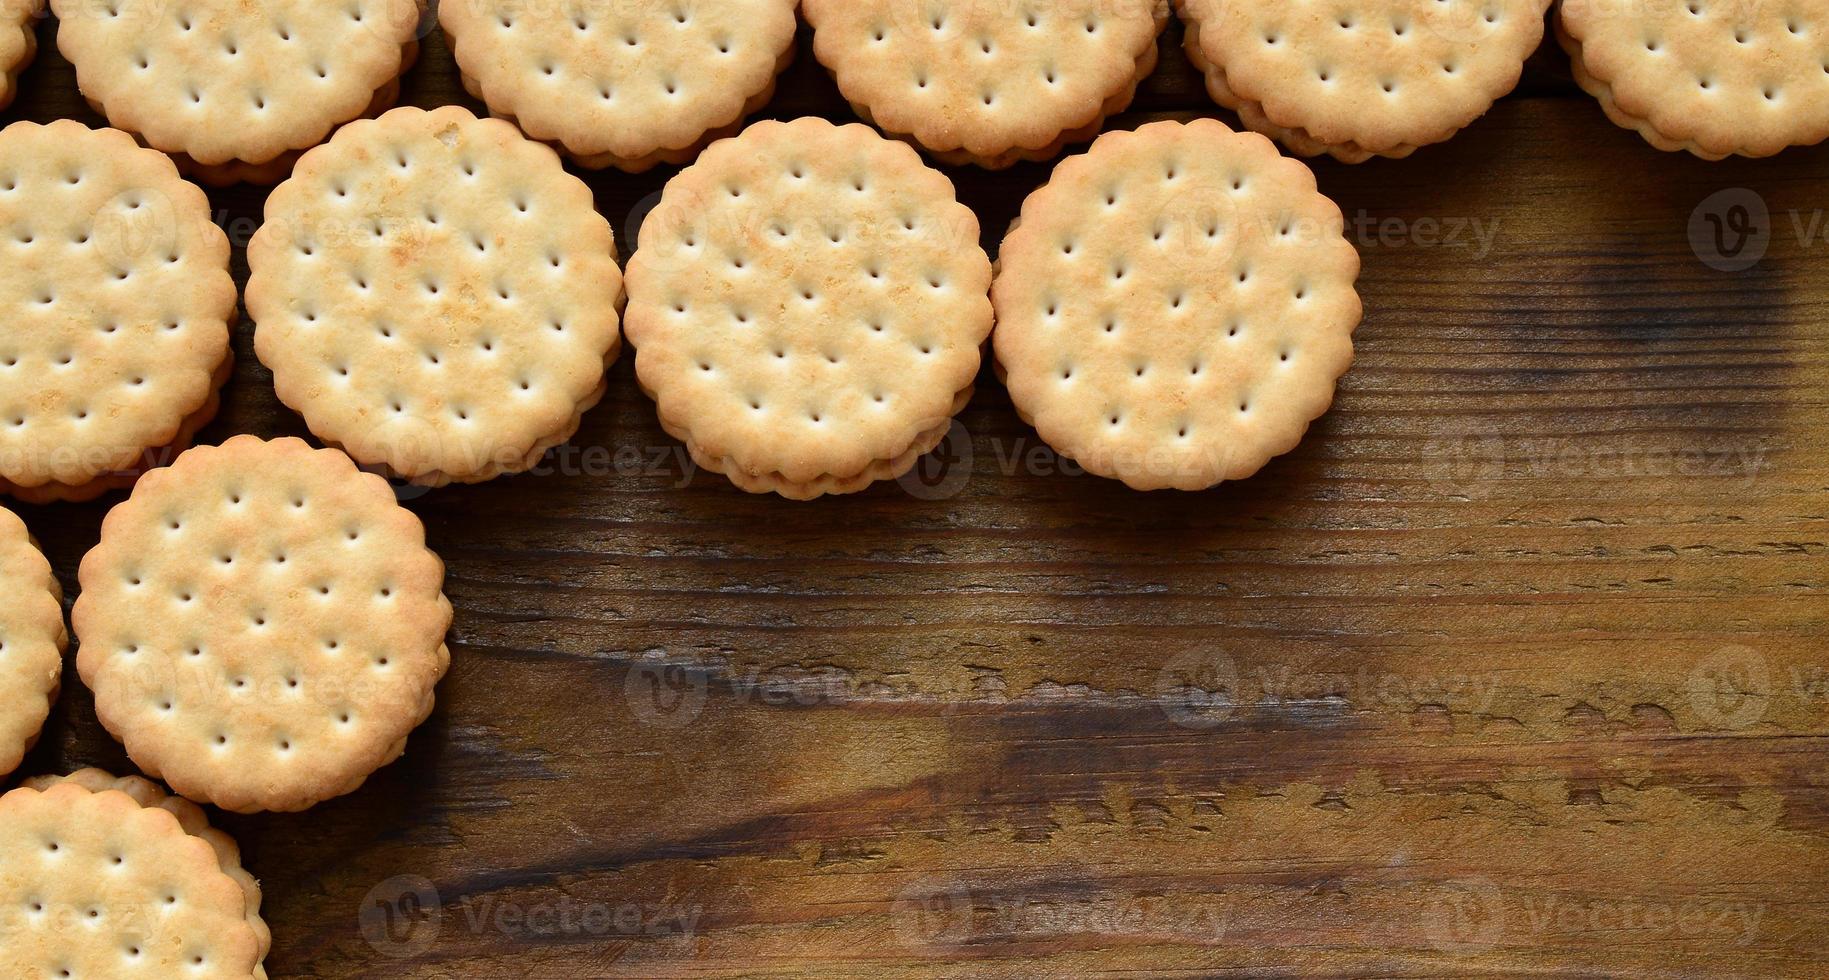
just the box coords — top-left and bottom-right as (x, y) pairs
(73, 436), (453, 813)
(1177, 0), (1552, 163)
(0, 769), (270, 979)
(440, 0), (799, 172)
(1558, 0), (1829, 159)
(51, 0), (426, 185)
(0, 504), (63, 776)
(992, 119), (1362, 492)
(0, 120), (235, 504)
(1, 0), (42, 113)
(803, 0), (1169, 168)
(248, 105), (623, 487)
(625, 117), (993, 500)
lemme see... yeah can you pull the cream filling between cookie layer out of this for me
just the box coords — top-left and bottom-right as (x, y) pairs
(1556, 25), (1738, 161)
(647, 383), (975, 501)
(1182, 18), (1450, 164)
(307, 342), (622, 489)
(0, 353), (235, 504)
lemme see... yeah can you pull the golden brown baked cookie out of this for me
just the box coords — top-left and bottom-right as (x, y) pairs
(0, 0), (42, 112)
(0, 120), (235, 503)
(805, 0), (1168, 168)
(74, 436), (453, 812)
(440, 0), (799, 171)
(0, 503), (62, 776)
(248, 106), (623, 487)
(994, 119), (1362, 490)
(1179, 0), (1551, 162)
(52, 0), (425, 184)
(1559, 0), (1829, 159)
(625, 118), (993, 499)
(1, 768), (271, 978)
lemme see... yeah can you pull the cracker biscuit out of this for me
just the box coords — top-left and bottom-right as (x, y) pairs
(51, 0), (425, 185)
(805, 0), (1169, 168)
(440, 0), (799, 172)
(73, 435), (453, 813)
(1, 768), (270, 979)
(1558, 0), (1829, 159)
(0, 120), (235, 504)
(0, 0), (42, 113)
(992, 119), (1361, 491)
(1178, 0), (1552, 163)
(625, 118), (993, 500)
(0, 504), (63, 776)
(248, 106), (623, 487)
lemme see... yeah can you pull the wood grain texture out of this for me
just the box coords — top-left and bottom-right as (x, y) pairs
(7, 10), (1829, 979)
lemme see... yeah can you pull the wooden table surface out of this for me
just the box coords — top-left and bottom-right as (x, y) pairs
(7, 8), (1829, 979)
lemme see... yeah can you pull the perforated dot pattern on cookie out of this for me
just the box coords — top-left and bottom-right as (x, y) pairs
(993, 119), (1361, 491)
(248, 106), (623, 486)
(1559, 0), (1829, 158)
(625, 118), (992, 499)
(73, 436), (453, 813)
(0, 504), (64, 776)
(51, 0), (424, 176)
(0, 120), (235, 502)
(0, 771), (269, 979)
(0, 0), (42, 112)
(805, 0), (1168, 166)
(441, 0), (799, 171)
(1180, 0), (1552, 161)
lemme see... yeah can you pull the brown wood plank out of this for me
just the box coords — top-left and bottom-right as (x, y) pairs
(6, 11), (1828, 979)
